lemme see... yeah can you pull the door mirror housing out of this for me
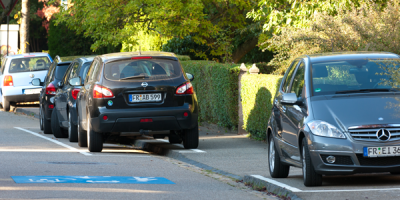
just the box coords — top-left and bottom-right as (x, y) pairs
(69, 77), (82, 86)
(186, 73), (194, 81)
(57, 81), (63, 88)
(31, 78), (41, 86)
(281, 93), (302, 105)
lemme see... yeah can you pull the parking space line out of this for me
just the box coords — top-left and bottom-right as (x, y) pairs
(156, 139), (206, 153)
(251, 175), (302, 192)
(14, 127), (92, 156)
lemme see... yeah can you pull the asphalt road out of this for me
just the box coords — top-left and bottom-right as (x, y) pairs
(0, 110), (273, 200)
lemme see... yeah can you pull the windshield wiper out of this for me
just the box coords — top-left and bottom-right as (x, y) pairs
(335, 88), (392, 94)
(120, 74), (147, 80)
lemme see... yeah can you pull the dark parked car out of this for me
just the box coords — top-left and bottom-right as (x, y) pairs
(51, 57), (94, 143)
(268, 52), (400, 186)
(32, 56), (74, 134)
(70, 52), (199, 152)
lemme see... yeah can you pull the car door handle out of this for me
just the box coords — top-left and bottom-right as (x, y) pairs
(282, 106), (286, 112)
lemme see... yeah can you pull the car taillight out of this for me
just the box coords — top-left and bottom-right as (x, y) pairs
(132, 56), (152, 60)
(71, 88), (80, 100)
(46, 83), (56, 95)
(3, 75), (13, 86)
(93, 85), (114, 98)
(176, 82), (193, 94)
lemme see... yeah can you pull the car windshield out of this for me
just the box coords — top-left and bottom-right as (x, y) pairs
(312, 59), (400, 95)
(104, 59), (182, 81)
(8, 56), (51, 73)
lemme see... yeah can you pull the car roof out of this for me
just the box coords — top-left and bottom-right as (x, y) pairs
(75, 56), (96, 63)
(5, 53), (51, 59)
(306, 51), (400, 63)
(98, 51), (178, 62)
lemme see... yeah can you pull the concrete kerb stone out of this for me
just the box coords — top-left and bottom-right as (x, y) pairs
(14, 107), (40, 119)
(243, 175), (303, 200)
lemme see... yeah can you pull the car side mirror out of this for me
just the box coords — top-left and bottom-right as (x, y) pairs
(57, 81), (64, 88)
(31, 78), (41, 86)
(281, 93), (302, 105)
(69, 77), (82, 86)
(186, 73), (194, 81)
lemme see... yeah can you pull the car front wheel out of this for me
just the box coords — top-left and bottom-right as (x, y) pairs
(87, 113), (103, 152)
(51, 110), (67, 138)
(68, 111), (78, 142)
(302, 137), (322, 186)
(77, 115), (87, 147)
(268, 135), (290, 178)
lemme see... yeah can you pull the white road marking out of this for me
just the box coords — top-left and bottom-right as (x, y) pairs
(14, 127), (92, 156)
(156, 139), (206, 153)
(251, 175), (302, 192)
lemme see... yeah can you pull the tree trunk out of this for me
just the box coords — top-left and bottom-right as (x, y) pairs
(20, 0), (30, 53)
(231, 36), (259, 63)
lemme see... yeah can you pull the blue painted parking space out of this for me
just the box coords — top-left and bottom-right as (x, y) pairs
(12, 176), (175, 184)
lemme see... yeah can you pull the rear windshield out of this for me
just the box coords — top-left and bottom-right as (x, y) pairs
(104, 59), (182, 81)
(9, 56), (51, 73)
(55, 64), (70, 80)
(312, 59), (400, 95)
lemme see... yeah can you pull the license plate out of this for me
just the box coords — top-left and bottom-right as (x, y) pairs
(23, 88), (41, 94)
(129, 93), (162, 102)
(363, 146), (400, 157)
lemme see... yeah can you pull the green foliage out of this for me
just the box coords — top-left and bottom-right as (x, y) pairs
(162, 35), (217, 61)
(241, 74), (282, 139)
(181, 60), (240, 128)
(121, 25), (171, 52)
(176, 55), (191, 61)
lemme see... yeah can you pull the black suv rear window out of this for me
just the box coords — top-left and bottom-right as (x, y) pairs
(9, 56), (51, 73)
(55, 64), (71, 80)
(104, 59), (182, 81)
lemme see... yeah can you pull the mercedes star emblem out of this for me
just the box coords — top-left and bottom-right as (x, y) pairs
(376, 128), (391, 141)
(29, 74), (34, 78)
(141, 82), (148, 87)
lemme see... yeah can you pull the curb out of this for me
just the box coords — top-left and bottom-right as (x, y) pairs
(131, 139), (242, 181)
(14, 107), (40, 119)
(243, 175), (303, 200)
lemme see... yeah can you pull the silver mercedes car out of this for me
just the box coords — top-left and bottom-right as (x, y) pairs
(268, 52), (400, 186)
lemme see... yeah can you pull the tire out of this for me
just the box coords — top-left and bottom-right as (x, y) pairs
(302, 138), (322, 186)
(51, 110), (67, 138)
(42, 108), (52, 134)
(168, 131), (182, 144)
(77, 115), (87, 147)
(268, 135), (290, 178)
(39, 108), (44, 130)
(182, 124), (199, 149)
(68, 111), (78, 142)
(390, 171), (400, 175)
(2, 96), (9, 111)
(87, 113), (103, 152)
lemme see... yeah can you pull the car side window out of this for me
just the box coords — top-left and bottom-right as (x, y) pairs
(282, 60), (300, 93)
(46, 62), (57, 83)
(86, 60), (98, 83)
(290, 62), (305, 98)
(1, 58), (7, 74)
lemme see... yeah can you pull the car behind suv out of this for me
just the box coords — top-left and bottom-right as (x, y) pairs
(70, 52), (199, 152)
(51, 57), (94, 143)
(0, 53), (52, 111)
(268, 52), (400, 187)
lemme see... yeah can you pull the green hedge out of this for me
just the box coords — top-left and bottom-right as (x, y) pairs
(176, 55), (191, 61)
(241, 74), (283, 140)
(181, 61), (240, 128)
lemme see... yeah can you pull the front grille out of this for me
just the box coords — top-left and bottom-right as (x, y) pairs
(320, 155), (354, 165)
(349, 128), (400, 142)
(356, 154), (400, 166)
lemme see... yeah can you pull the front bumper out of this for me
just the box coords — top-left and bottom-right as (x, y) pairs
(309, 135), (400, 175)
(89, 104), (198, 133)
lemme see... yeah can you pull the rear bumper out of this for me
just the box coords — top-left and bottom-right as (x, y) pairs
(89, 104), (198, 133)
(4, 94), (39, 103)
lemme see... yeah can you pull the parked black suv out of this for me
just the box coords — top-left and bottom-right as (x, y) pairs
(70, 52), (199, 152)
(32, 56), (74, 134)
(51, 57), (94, 143)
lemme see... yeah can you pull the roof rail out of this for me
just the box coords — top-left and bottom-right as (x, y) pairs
(55, 55), (61, 62)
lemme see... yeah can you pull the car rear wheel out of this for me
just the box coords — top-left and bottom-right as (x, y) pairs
(87, 113), (103, 152)
(2, 96), (9, 111)
(302, 138), (322, 186)
(68, 111), (78, 142)
(39, 108), (44, 130)
(182, 124), (199, 149)
(42, 108), (52, 134)
(268, 135), (290, 178)
(168, 131), (182, 144)
(77, 115), (87, 147)
(51, 110), (67, 138)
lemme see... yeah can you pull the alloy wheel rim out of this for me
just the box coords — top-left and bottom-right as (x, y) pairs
(269, 138), (275, 172)
(302, 146), (306, 180)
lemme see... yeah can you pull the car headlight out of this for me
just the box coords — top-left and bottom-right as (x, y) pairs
(307, 120), (346, 138)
